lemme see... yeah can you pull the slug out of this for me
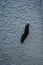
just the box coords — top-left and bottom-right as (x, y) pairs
(21, 23), (30, 44)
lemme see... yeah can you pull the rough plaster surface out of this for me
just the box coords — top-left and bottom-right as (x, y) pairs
(0, 0), (43, 65)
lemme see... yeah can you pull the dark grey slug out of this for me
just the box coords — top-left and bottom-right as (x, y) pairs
(21, 23), (30, 44)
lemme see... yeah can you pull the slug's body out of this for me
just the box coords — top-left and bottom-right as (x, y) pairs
(21, 23), (30, 43)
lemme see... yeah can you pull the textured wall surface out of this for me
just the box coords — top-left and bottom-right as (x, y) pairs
(0, 0), (43, 65)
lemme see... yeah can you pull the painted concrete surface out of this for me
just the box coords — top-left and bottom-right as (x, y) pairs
(0, 0), (43, 65)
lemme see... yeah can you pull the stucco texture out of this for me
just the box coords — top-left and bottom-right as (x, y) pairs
(0, 0), (43, 65)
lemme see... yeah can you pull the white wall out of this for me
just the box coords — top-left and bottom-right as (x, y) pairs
(0, 0), (43, 65)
